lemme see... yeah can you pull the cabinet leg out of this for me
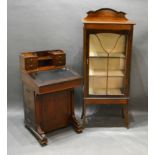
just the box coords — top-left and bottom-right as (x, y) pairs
(70, 89), (83, 133)
(81, 102), (87, 128)
(123, 104), (129, 128)
(71, 115), (83, 133)
(81, 99), (85, 119)
(25, 123), (48, 145)
(121, 105), (124, 118)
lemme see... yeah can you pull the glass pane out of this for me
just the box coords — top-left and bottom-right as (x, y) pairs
(89, 33), (126, 57)
(89, 58), (107, 95)
(107, 77), (124, 95)
(89, 76), (107, 95)
(88, 33), (126, 96)
(108, 58), (125, 70)
(89, 58), (107, 76)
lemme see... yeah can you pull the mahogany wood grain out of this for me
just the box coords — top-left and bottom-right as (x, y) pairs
(82, 8), (135, 128)
(20, 51), (83, 145)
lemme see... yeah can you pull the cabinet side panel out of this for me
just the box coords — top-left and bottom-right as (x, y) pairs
(23, 84), (36, 128)
(124, 28), (134, 96)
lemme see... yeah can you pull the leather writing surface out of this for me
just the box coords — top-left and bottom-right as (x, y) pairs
(29, 68), (80, 86)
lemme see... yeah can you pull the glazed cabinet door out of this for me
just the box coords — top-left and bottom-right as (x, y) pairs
(87, 31), (129, 96)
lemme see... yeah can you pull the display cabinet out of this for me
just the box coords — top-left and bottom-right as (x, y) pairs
(82, 8), (135, 128)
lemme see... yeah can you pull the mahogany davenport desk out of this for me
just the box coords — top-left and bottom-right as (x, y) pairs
(20, 51), (83, 145)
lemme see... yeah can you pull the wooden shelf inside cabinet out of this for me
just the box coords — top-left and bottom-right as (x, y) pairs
(89, 53), (126, 58)
(82, 8), (135, 128)
(89, 70), (125, 77)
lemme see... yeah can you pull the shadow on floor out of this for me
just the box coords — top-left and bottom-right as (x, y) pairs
(83, 104), (147, 128)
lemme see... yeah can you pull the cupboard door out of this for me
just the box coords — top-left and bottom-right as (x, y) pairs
(88, 32), (127, 96)
(40, 90), (71, 132)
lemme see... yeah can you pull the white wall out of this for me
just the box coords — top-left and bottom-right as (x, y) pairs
(8, 0), (148, 110)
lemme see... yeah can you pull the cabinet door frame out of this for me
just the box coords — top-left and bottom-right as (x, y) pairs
(83, 27), (133, 98)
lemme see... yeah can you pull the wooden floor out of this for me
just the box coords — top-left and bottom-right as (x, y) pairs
(8, 105), (147, 155)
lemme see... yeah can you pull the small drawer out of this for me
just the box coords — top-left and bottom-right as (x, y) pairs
(50, 50), (66, 66)
(48, 50), (66, 59)
(25, 57), (37, 63)
(53, 59), (65, 66)
(53, 54), (65, 60)
(25, 64), (37, 70)
(58, 55), (63, 59)
(25, 58), (38, 70)
(25, 65), (37, 70)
